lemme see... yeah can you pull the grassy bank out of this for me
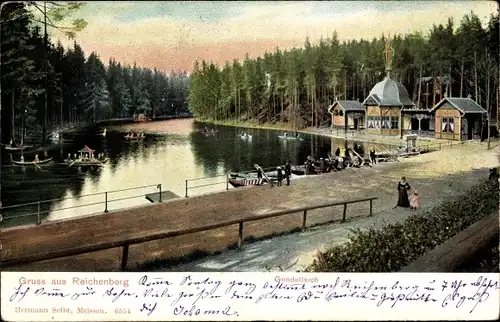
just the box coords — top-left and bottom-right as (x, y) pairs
(305, 178), (499, 272)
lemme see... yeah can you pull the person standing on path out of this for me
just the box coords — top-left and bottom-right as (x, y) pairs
(257, 167), (263, 184)
(277, 166), (283, 186)
(369, 147), (377, 164)
(285, 160), (291, 186)
(410, 190), (420, 210)
(395, 176), (411, 208)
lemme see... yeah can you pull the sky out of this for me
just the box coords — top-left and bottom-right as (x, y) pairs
(50, 1), (498, 73)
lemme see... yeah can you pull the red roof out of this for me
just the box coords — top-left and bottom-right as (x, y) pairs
(78, 145), (95, 153)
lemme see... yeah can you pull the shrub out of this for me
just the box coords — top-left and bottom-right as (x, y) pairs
(305, 178), (499, 272)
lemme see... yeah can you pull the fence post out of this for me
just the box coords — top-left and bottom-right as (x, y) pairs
(439, 143), (442, 150)
(302, 210), (307, 230)
(226, 173), (229, 190)
(185, 180), (188, 198)
(369, 199), (373, 216)
(238, 222), (244, 250)
(158, 184), (162, 203)
(341, 203), (347, 222)
(449, 140), (452, 147)
(120, 244), (129, 271)
(104, 192), (109, 213)
(37, 202), (41, 225)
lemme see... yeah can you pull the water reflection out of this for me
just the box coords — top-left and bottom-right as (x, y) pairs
(1, 118), (395, 227)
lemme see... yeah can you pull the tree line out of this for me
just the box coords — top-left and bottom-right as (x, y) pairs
(188, 11), (499, 130)
(1, 2), (189, 146)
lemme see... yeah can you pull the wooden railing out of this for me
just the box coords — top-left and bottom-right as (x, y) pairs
(0, 196), (378, 271)
(400, 212), (498, 272)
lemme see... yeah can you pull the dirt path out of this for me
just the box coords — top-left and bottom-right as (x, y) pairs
(2, 143), (497, 271)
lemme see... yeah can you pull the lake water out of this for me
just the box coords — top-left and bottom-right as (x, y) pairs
(0, 118), (395, 227)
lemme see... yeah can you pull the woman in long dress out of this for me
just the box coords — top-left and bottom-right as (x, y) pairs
(396, 176), (411, 208)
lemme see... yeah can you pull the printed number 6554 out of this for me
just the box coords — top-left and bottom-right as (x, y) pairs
(115, 308), (131, 314)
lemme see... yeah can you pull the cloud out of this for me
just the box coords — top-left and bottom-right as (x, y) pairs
(51, 1), (497, 71)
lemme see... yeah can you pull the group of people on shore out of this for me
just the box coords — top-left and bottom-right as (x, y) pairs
(257, 161), (292, 186)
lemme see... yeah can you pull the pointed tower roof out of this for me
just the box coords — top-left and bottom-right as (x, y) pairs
(362, 35), (414, 107)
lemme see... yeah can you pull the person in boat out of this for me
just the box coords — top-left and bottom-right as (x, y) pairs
(296, 133), (300, 138)
(20, 155), (24, 163)
(285, 160), (291, 186)
(283, 132), (288, 137)
(204, 127), (208, 132)
(277, 166), (283, 186)
(34, 154), (39, 162)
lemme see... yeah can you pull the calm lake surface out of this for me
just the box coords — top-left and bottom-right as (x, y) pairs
(1, 118), (395, 227)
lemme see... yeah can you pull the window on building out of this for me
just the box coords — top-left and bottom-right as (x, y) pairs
(367, 116), (381, 129)
(442, 117), (454, 133)
(339, 110), (344, 117)
(390, 117), (399, 129)
(333, 109), (339, 116)
(381, 117), (391, 129)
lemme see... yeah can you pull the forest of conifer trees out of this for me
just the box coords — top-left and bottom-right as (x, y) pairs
(1, 2), (189, 145)
(188, 12), (499, 130)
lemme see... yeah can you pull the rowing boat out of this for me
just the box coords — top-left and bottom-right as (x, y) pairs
(3, 145), (34, 151)
(239, 135), (252, 139)
(200, 130), (218, 135)
(124, 136), (145, 142)
(64, 158), (110, 167)
(277, 135), (303, 141)
(12, 157), (53, 166)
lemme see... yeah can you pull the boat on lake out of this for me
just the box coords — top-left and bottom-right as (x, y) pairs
(277, 134), (303, 141)
(12, 157), (53, 166)
(124, 132), (145, 141)
(238, 134), (252, 139)
(228, 168), (303, 188)
(3, 144), (34, 151)
(197, 127), (218, 135)
(201, 130), (218, 136)
(65, 145), (110, 167)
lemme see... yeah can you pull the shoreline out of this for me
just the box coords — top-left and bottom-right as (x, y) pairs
(3, 143), (496, 272)
(195, 118), (445, 147)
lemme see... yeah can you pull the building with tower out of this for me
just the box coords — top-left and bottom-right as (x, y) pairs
(362, 36), (415, 136)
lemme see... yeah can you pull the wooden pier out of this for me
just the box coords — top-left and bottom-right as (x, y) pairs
(145, 190), (180, 203)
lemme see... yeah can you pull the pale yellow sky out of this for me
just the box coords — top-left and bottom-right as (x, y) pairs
(51, 1), (498, 72)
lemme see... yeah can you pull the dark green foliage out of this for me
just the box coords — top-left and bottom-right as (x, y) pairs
(188, 12), (499, 129)
(1, 2), (189, 145)
(306, 179), (499, 272)
(458, 241), (499, 273)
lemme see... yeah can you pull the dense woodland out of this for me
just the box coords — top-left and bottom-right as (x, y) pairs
(188, 12), (499, 129)
(1, 2), (189, 145)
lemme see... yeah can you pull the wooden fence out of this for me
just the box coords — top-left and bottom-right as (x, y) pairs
(0, 196), (378, 271)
